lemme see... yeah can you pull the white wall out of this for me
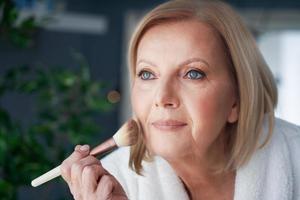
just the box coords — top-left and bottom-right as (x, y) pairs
(259, 31), (300, 125)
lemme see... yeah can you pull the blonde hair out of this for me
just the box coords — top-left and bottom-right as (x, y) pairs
(128, 0), (277, 174)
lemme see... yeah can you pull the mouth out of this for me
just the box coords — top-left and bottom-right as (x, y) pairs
(151, 120), (187, 131)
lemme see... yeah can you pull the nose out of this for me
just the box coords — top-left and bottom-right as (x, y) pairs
(154, 78), (180, 109)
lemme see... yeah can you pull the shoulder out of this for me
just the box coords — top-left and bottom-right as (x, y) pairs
(274, 117), (300, 135)
(100, 147), (190, 200)
(235, 117), (300, 199)
(101, 146), (131, 170)
(273, 117), (300, 148)
(100, 147), (138, 197)
(272, 117), (300, 161)
(100, 146), (137, 181)
(273, 118), (300, 192)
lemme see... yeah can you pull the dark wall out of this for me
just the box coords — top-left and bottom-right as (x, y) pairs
(0, 0), (166, 138)
(0, 29), (120, 141)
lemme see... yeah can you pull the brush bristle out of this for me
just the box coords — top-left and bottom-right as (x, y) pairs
(113, 119), (139, 147)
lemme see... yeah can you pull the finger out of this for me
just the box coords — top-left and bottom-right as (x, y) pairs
(81, 160), (109, 193)
(70, 155), (99, 192)
(96, 175), (115, 199)
(82, 164), (102, 198)
(61, 144), (90, 185)
(97, 174), (127, 198)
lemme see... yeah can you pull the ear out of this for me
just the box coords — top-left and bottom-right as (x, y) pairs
(227, 100), (239, 123)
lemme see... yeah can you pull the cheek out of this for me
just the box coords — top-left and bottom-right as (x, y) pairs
(131, 84), (155, 149)
(185, 89), (223, 123)
(188, 96), (219, 137)
(131, 84), (153, 122)
(185, 87), (233, 145)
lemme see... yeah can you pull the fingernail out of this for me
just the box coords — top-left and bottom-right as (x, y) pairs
(75, 145), (81, 151)
(80, 144), (89, 152)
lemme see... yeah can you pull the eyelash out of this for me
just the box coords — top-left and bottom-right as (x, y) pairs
(184, 69), (206, 80)
(137, 69), (206, 80)
(137, 70), (156, 80)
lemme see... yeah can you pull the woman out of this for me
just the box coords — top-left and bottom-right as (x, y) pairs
(60, 0), (300, 199)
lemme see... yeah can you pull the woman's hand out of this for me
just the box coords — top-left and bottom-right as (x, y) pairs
(60, 145), (128, 200)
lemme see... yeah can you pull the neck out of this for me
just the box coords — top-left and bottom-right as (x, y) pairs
(168, 153), (229, 187)
(166, 131), (235, 199)
(169, 156), (235, 199)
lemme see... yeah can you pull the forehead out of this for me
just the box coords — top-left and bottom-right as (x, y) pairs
(136, 20), (228, 68)
(139, 20), (222, 48)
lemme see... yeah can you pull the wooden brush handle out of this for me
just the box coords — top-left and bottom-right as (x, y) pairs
(31, 138), (117, 187)
(31, 165), (61, 187)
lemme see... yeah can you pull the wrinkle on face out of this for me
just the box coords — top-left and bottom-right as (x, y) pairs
(131, 20), (238, 163)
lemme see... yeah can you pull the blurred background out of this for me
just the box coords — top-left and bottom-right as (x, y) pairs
(0, 0), (299, 199)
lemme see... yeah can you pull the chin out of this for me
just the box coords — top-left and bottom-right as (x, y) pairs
(144, 125), (192, 158)
(147, 137), (190, 160)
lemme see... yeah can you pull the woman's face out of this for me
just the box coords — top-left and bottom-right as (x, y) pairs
(131, 20), (238, 160)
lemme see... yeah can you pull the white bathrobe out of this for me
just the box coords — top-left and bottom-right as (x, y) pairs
(101, 118), (300, 200)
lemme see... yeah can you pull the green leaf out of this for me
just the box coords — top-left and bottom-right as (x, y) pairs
(86, 97), (113, 111)
(19, 80), (39, 93)
(9, 28), (31, 48)
(0, 54), (116, 199)
(8, 7), (18, 24)
(0, 180), (15, 199)
(0, 108), (11, 126)
(20, 16), (37, 29)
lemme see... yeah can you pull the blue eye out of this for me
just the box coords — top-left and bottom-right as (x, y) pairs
(185, 69), (205, 80)
(138, 70), (155, 80)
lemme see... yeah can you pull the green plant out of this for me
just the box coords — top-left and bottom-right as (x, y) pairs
(0, 56), (114, 199)
(1, 1), (115, 199)
(0, 0), (39, 48)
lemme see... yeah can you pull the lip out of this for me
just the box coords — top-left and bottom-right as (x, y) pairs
(152, 120), (187, 131)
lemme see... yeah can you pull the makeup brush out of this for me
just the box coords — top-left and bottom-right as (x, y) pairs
(31, 119), (139, 187)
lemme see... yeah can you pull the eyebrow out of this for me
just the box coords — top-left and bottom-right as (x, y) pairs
(136, 59), (157, 68)
(136, 57), (210, 68)
(180, 57), (210, 68)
